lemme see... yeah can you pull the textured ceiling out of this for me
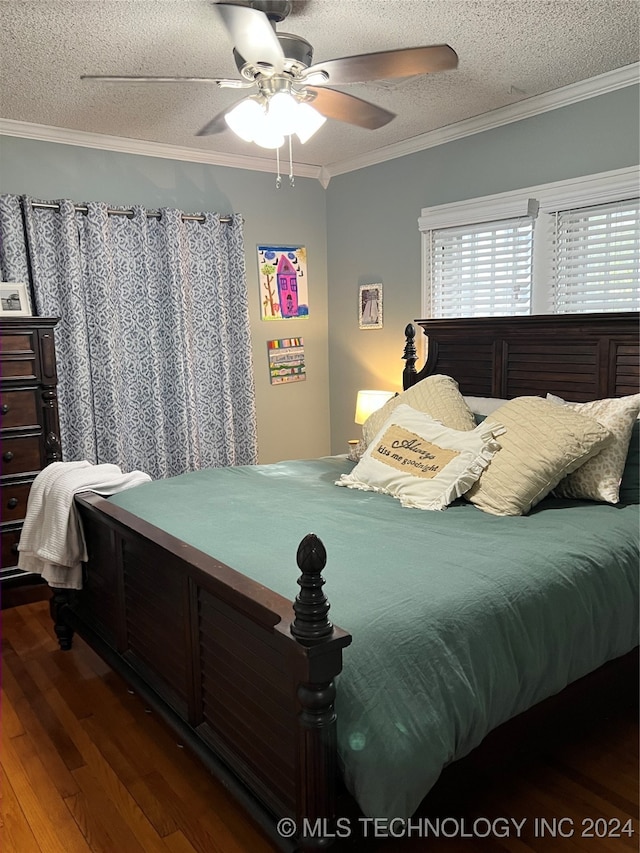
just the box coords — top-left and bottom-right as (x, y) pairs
(1, 1), (638, 171)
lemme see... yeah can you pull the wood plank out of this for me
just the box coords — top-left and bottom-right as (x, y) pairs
(162, 831), (202, 853)
(0, 686), (25, 738)
(1, 667), (81, 801)
(2, 606), (56, 659)
(2, 642), (86, 772)
(140, 770), (241, 853)
(0, 728), (89, 853)
(72, 741), (178, 853)
(63, 767), (141, 853)
(0, 764), (42, 853)
(23, 648), (187, 852)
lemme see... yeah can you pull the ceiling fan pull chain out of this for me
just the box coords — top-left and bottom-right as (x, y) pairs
(288, 135), (295, 188)
(275, 146), (282, 189)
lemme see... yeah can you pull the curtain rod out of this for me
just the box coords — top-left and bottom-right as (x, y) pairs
(30, 201), (233, 224)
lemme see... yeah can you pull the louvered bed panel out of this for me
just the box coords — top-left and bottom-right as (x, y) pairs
(69, 510), (121, 648)
(613, 342), (640, 397)
(426, 340), (494, 397)
(504, 342), (599, 400)
(196, 589), (298, 817)
(406, 312), (639, 402)
(122, 539), (190, 720)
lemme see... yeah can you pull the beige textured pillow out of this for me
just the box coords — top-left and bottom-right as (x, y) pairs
(361, 375), (476, 453)
(337, 404), (504, 510)
(547, 393), (640, 503)
(466, 397), (613, 516)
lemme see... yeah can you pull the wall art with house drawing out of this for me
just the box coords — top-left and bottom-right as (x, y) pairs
(258, 245), (309, 320)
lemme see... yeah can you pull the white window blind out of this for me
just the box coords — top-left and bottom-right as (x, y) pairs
(552, 198), (640, 313)
(428, 217), (533, 318)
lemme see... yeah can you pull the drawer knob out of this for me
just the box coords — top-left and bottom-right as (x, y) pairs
(7, 497), (19, 509)
(3, 451), (14, 462)
(11, 543), (19, 555)
(1, 404), (8, 414)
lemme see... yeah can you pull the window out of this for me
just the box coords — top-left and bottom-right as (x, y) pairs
(429, 217), (533, 318)
(552, 199), (639, 313)
(420, 167), (640, 318)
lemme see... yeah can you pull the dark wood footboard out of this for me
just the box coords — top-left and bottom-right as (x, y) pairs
(52, 493), (351, 852)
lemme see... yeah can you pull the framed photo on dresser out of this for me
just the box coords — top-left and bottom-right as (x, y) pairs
(0, 282), (32, 317)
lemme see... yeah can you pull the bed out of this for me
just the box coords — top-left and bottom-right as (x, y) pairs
(47, 312), (639, 851)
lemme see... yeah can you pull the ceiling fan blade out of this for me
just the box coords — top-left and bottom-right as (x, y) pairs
(305, 88), (395, 130)
(304, 45), (458, 86)
(215, 3), (285, 73)
(81, 75), (252, 88)
(196, 108), (231, 137)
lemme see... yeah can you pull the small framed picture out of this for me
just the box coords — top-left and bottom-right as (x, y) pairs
(358, 283), (383, 330)
(0, 282), (32, 317)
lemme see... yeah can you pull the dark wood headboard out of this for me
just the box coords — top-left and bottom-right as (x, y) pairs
(403, 312), (639, 401)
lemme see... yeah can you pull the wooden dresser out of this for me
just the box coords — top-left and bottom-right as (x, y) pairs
(1, 317), (61, 594)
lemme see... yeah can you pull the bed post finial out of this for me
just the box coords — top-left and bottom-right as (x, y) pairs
(292, 533), (333, 642)
(403, 323), (418, 390)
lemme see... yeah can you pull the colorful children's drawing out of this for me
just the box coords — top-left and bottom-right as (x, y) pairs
(267, 338), (306, 385)
(258, 245), (309, 320)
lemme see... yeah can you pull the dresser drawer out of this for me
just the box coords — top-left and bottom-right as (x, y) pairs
(1, 435), (43, 476)
(1, 389), (39, 429)
(1, 527), (22, 569)
(0, 331), (36, 355)
(1, 481), (32, 523)
(1, 358), (38, 381)
(1, 330), (39, 382)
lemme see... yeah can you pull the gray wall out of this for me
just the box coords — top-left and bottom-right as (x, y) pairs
(325, 85), (640, 453)
(0, 137), (330, 463)
(1, 84), (638, 461)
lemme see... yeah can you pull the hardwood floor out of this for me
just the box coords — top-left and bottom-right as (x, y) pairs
(1, 601), (638, 853)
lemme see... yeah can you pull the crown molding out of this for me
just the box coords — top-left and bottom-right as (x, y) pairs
(1, 63), (637, 186)
(324, 62), (640, 181)
(0, 119), (324, 182)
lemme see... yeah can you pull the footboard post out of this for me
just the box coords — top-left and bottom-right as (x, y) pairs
(49, 589), (75, 650)
(292, 534), (347, 851)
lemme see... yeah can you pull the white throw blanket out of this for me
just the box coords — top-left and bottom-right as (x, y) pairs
(18, 461), (152, 589)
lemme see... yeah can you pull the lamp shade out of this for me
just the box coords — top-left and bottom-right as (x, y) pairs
(354, 389), (395, 425)
(224, 98), (263, 142)
(267, 91), (300, 136)
(295, 103), (327, 144)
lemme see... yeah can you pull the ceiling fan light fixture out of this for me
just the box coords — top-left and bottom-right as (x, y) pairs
(295, 102), (326, 144)
(251, 119), (286, 149)
(224, 95), (284, 148)
(224, 89), (325, 148)
(267, 91), (300, 136)
(224, 97), (264, 142)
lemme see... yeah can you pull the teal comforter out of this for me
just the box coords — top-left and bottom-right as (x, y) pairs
(109, 456), (639, 819)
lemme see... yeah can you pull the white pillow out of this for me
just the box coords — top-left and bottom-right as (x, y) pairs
(361, 375), (476, 450)
(336, 404), (504, 511)
(463, 396), (509, 416)
(547, 393), (640, 503)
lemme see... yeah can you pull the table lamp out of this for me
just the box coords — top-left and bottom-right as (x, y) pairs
(348, 389), (395, 460)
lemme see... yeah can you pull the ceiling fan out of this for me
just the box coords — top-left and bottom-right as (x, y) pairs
(82, 0), (458, 152)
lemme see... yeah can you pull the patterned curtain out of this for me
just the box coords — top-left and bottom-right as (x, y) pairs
(0, 195), (258, 478)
